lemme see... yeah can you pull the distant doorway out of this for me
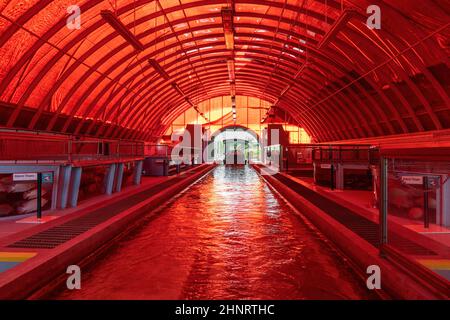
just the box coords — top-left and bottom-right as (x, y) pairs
(209, 127), (260, 165)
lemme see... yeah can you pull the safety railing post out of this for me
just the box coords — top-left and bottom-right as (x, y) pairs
(380, 156), (389, 254)
(68, 139), (72, 163)
(423, 176), (430, 229)
(330, 163), (335, 190)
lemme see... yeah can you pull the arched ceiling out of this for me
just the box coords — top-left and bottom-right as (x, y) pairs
(0, 0), (449, 142)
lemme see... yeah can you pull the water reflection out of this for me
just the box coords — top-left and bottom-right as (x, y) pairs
(53, 166), (373, 300)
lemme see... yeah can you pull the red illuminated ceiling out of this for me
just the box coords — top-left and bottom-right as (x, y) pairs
(0, 1), (449, 142)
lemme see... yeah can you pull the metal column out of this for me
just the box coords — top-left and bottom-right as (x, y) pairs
(379, 157), (389, 252)
(134, 160), (143, 185)
(336, 164), (344, 190)
(441, 175), (450, 227)
(115, 163), (124, 193)
(69, 167), (82, 208)
(105, 163), (116, 195)
(58, 165), (72, 209)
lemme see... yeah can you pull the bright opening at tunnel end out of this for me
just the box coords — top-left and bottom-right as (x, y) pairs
(0, 0), (449, 317)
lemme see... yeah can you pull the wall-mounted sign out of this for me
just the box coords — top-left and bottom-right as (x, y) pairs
(12, 172), (53, 183)
(42, 172), (53, 183)
(13, 173), (38, 181)
(401, 175), (423, 185)
(321, 164), (332, 169)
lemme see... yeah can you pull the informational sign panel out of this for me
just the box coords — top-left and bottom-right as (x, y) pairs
(13, 173), (38, 181)
(42, 172), (53, 183)
(401, 175), (423, 185)
(321, 164), (332, 169)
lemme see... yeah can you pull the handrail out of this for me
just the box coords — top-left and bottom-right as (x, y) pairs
(308, 144), (379, 164)
(0, 132), (145, 163)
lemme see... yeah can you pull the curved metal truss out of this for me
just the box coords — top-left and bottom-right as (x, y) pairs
(0, 0), (448, 142)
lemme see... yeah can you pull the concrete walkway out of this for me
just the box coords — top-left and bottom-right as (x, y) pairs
(0, 165), (214, 299)
(0, 176), (167, 241)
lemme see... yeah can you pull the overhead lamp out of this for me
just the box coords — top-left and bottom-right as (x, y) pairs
(279, 85), (291, 98)
(148, 59), (171, 81)
(317, 9), (357, 49)
(261, 105), (277, 124)
(227, 59), (235, 82)
(276, 63), (309, 102)
(230, 82), (236, 96)
(224, 31), (235, 50)
(171, 82), (185, 97)
(293, 63), (309, 79)
(101, 10), (144, 51)
(185, 97), (194, 106)
(222, 7), (235, 50)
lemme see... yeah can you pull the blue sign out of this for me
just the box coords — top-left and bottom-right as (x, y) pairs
(42, 172), (53, 184)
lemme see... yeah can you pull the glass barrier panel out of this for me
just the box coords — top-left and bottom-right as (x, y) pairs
(0, 173), (53, 217)
(385, 158), (450, 283)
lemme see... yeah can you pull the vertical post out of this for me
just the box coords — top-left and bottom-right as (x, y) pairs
(68, 139), (73, 162)
(442, 175), (450, 227)
(330, 164), (335, 190)
(224, 140), (227, 165)
(134, 160), (143, 185)
(69, 167), (82, 208)
(284, 147), (288, 171)
(335, 164), (345, 190)
(105, 163), (116, 195)
(115, 163), (124, 192)
(423, 176), (430, 229)
(37, 172), (42, 220)
(380, 157), (389, 251)
(163, 159), (168, 176)
(279, 146), (283, 172)
(59, 165), (72, 209)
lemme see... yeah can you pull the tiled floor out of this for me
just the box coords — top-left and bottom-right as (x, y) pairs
(0, 252), (36, 273)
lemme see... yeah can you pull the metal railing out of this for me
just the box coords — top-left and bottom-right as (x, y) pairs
(144, 144), (169, 157)
(312, 144), (379, 164)
(0, 131), (144, 163)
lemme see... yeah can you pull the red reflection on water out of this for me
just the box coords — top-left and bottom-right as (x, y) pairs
(52, 166), (374, 300)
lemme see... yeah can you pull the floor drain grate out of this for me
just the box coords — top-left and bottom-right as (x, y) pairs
(273, 173), (437, 256)
(8, 168), (205, 249)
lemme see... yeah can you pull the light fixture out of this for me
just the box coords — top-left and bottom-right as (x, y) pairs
(101, 10), (144, 51)
(148, 59), (170, 81)
(227, 59), (235, 82)
(261, 106), (276, 123)
(171, 82), (185, 97)
(230, 82), (236, 96)
(276, 63), (309, 103)
(222, 7), (235, 50)
(317, 9), (357, 49)
(185, 97), (194, 106)
(279, 85), (291, 98)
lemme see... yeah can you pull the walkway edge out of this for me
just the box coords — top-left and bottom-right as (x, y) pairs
(254, 166), (447, 300)
(0, 165), (215, 300)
